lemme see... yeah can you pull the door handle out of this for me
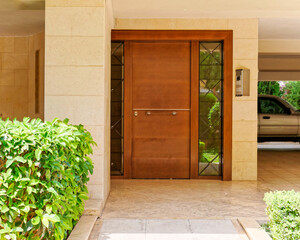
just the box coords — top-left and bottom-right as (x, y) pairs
(263, 116), (270, 119)
(143, 111), (177, 116)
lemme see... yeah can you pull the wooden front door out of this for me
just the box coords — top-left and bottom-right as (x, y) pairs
(114, 30), (233, 180)
(128, 42), (191, 178)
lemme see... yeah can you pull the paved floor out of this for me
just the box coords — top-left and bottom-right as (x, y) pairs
(90, 149), (299, 239)
(94, 219), (246, 240)
(101, 179), (268, 219)
(258, 150), (300, 191)
(101, 150), (300, 219)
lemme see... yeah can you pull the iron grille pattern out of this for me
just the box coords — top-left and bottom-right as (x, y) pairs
(199, 42), (224, 176)
(111, 42), (124, 175)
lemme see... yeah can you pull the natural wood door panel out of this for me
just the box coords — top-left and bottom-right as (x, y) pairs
(116, 30), (233, 180)
(130, 42), (191, 179)
(132, 110), (190, 159)
(131, 42), (190, 109)
(132, 158), (190, 179)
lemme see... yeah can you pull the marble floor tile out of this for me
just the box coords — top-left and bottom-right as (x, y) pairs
(191, 233), (241, 240)
(189, 219), (237, 234)
(98, 233), (146, 240)
(146, 220), (191, 233)
(91, 150), (300, 240)
(96, 219), (242, 240)
(146, 233), (193, 240)
(101, 150), (300, 219)
(100, 219), (146, 233)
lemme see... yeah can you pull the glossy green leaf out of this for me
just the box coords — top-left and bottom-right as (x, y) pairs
(46, 205), (52, 214)
(27, 187), (32, 195)
(15, 156), (26, 163)
(0, 118), (95, 239)
(35, 209), (43, 216)
(1, 205), (9, 213)
(42, 217), (49, 228)
(35, 149), (42, 161)
(31, 216), (40, 226)
(43, 214), (60, 223)
(6, 159), (14, 168)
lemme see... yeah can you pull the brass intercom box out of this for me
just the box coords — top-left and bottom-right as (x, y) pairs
(235, 69), (250, 96)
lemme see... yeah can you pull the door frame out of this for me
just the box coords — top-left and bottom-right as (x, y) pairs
(111, 30), (233, 180)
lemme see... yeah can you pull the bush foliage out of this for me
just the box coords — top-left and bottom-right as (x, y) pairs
(258, 81), (300, 110)
(283, 81), (300, 110)
(0, 118), (95, 240)
(258, 81), (283, 97)
(264, 190), (300, 240)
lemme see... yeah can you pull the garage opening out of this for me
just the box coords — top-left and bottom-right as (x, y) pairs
(258, 54), (300, 183)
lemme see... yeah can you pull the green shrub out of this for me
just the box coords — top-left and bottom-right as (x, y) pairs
(198, 141), (206, 161)
(264, 190), (300, 240)
(282, 81), (300, 110)
(258, 81), (283, 97)
(0, 118), (95, 240)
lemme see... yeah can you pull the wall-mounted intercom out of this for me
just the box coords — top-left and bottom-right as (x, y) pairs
(235, 69), (250, 97)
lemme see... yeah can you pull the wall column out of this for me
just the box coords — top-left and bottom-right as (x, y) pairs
(45, 0), (112, 201)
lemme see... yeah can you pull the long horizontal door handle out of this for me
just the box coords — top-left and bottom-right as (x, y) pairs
(263, 116), (271, 119)
(133, 109), (190, 111)
(134, 111), (178, 116)
(146, 111), (177, 116)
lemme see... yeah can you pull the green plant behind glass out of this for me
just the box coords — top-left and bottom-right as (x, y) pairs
(199, 49), (222, 167)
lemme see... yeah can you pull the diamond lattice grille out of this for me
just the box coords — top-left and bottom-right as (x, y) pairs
(198, 42), (224, 176)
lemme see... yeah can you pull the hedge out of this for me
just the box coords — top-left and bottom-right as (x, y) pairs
(264, 190), (300, 240)
(0, 118), (95, 240)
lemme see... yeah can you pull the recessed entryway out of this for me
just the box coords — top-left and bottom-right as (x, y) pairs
(110, 30), (233, 180)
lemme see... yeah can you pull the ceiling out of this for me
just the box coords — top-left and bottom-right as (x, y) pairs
(0, 0), (44, 10)
(259, 18), (300, 39)
(112, 0), (300, 40)
(0, 0), (44, 36)
(1, 0), (300, 40)
(112, 0), (300, 19)
(0, 11), (44, 36)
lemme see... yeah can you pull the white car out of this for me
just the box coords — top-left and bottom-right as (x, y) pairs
(258, 95), (300, 142)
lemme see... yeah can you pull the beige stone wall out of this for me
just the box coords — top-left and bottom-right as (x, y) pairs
(45, 0), (111, 200)
(103, 8), (112, 202)
(114, 18), (259, 180)
(45, 13), (258, 205)
(0, 32), (44, 120)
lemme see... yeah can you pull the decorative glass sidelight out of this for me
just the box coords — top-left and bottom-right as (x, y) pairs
(198, 42), (223, 176)
(111, 42), (124, 175)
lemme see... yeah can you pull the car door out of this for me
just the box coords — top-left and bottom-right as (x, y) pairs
(258, 97), (298, 136)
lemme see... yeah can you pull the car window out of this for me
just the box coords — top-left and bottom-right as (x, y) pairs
(259, 98), (289, 114)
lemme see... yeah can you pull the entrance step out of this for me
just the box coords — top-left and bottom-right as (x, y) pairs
(90, 219), (248, 240)
(83, 200), (104, 217)
(238, 218), (272, 240)
(68, 216), (97, 240)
